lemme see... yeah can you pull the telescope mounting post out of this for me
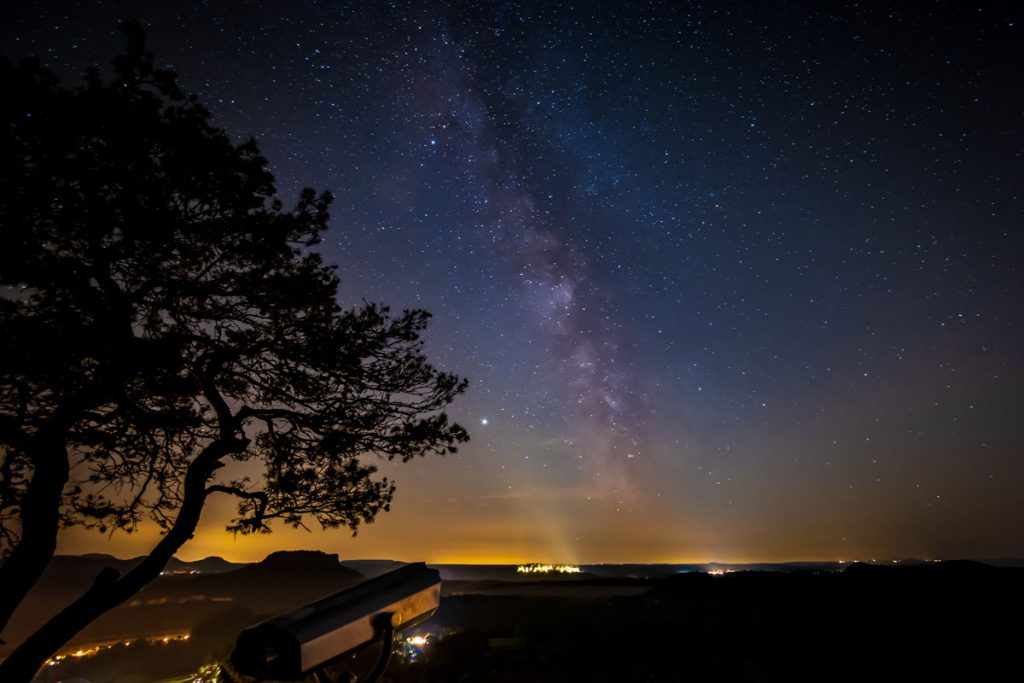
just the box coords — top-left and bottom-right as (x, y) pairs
(312, 612), (396, 683)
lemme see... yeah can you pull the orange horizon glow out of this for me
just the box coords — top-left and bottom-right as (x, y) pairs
(51, 448), (1018, 567)
(53, 523), (943, 567)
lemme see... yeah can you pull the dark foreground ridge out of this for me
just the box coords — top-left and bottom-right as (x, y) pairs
(418, 561), (1023, 682)
(15, 555), (1024, 682)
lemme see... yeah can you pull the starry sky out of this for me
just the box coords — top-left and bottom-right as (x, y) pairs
(4, 1), (1023, 564)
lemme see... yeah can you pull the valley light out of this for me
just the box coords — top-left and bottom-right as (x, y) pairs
(516, 563), (581, 574)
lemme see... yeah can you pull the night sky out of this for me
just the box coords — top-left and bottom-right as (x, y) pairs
(4, 1), (1023, 564)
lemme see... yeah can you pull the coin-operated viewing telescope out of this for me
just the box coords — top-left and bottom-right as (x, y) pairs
(227, 563), (441, 683)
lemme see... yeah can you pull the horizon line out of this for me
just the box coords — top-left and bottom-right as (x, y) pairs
(55, 551), (1024, 566)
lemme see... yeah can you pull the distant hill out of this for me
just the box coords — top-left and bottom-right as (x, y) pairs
(143, 550), (363, 606)
(842, 559), (1004, 579)
(34, 553), (246, 582)
(166, 555), (243, 574)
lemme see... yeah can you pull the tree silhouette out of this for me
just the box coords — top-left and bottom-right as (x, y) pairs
(0, 21), (468, 681)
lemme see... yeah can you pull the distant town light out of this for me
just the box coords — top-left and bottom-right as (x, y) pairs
(516, 563), (582, 574)
(44, 632), (192, 671)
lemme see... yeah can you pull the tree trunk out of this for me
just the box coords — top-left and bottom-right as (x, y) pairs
(0, 437), (239, 683)
(0, 437), (70, 635)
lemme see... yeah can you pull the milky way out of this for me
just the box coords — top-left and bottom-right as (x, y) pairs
(6, 1), (1023, 563)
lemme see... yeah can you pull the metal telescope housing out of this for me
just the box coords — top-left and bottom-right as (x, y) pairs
(230, 563), (441, 680)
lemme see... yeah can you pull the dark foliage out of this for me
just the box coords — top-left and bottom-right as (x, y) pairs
(0, 21), (467, 681)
